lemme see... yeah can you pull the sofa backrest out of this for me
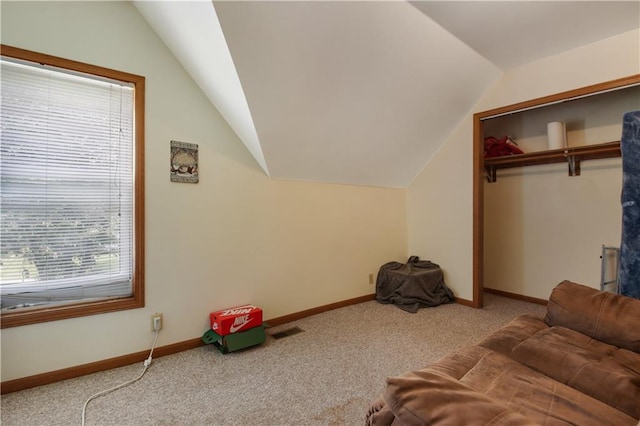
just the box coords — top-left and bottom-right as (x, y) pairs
(544, 280), (640, 353)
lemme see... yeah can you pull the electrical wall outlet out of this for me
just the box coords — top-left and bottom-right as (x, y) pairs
(369, 273), (374, 285)
(151, 313), (163, 331)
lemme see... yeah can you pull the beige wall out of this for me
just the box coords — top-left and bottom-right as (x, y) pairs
(408, 29), (640, 301)
(407, 117), (475, 300)
(0, 2), (407, 381)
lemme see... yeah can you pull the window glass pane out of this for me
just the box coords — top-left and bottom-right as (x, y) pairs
(0, 58), (135, 310)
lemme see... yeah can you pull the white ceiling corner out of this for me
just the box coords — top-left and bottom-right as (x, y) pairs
(410, 1), (640, 71)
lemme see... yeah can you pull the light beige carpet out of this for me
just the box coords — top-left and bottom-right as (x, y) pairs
(1, 294), (546, 425)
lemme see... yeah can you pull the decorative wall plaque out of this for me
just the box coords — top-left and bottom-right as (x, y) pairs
(170, 140), (199, 183)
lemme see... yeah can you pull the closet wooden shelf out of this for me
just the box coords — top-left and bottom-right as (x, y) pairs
(484, 141), (621, 183)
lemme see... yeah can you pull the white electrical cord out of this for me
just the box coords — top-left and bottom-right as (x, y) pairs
(81, 328), (160, 426)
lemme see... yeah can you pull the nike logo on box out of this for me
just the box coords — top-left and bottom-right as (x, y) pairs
(229, 315), (253, 333)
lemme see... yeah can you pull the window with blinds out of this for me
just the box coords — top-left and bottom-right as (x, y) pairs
(0, 46), (145, 327)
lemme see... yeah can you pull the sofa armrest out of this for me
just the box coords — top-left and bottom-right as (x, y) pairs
(545, 280), (640, 353)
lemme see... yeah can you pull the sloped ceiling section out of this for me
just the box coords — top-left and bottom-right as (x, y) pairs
(135, 0), (499, 187)
(135, 1), (639, 188)
(213, 1), (499, 187)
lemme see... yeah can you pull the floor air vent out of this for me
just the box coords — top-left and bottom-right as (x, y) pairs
(270, 326), (304, 339)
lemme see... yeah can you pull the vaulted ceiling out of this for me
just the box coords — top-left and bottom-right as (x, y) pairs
(134, 1), (640, 188)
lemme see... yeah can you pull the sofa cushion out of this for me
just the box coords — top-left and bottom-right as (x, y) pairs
(545, 280), (640, 352)
(424, 344), (499, 380)
(512, 326), (640, 419)
(478, 314), (549, 356)
(382, 369), (536, 426)
(377, 345), (638, 426)
(459, 349), (637, 425)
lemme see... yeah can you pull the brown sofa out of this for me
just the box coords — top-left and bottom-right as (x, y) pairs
(366, 281), (640, 425)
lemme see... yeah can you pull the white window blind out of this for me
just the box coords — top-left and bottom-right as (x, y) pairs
(0, 57), (135, 310)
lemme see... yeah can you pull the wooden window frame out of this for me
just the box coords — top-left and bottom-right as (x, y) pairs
(0, 45), (145, 328)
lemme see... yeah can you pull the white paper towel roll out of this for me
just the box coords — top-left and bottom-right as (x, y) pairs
(547, 121), (567, 150)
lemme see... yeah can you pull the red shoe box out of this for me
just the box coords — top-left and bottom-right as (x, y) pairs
(210, 305), (263, 336)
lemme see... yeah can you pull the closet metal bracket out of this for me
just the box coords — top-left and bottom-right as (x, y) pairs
(485, 166), (497, 183)
(566, 153), (580, 177)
